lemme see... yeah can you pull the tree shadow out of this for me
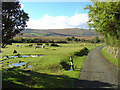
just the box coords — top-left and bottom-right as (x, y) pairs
(2, 80), (29, 88)
(2, 68), (117, 89)
(75, 80), (117, 88)
(74, 47), (89, 57)
(2, 68), (74, 88)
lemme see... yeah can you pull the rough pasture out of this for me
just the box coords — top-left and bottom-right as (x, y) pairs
(1, 43), (102, 88)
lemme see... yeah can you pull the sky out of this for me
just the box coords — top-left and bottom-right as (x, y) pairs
(20, 1), (94, 29)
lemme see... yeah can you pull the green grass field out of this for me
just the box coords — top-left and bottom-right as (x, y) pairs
(101, 46), (119, 68)
(1, 43), (102, 88)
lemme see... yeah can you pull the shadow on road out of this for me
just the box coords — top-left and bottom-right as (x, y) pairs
(75, 79), (116, 88)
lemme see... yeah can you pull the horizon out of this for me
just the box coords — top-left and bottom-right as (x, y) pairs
(25, 27), (94, 30)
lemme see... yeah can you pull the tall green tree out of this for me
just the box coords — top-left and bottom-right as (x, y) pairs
(84, 1), (120, 47)
(2, 2), (29, 48)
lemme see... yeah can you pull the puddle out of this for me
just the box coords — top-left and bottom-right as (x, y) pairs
(10, 56), (18, 58)
(30, 55), (37, 57)
(8, 65), (13, 68)
(68, 69), (71, 71)
(21, 55), (29, 58)
(8, 62), (26, 67)
(3, 56), (9, 59)
(27, 65), (32, 68)
(12, 62), (26, 66)
(8, 62), (32, 68)
(19, 62), (26, 65)
(3, 54), (44, 59)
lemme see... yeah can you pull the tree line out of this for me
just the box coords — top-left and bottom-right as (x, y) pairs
(65, 36), (104, 43)
(8, 36), (104, 44)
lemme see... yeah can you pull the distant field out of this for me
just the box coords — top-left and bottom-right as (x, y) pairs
(17, 28), (99, 37)
(2, 43), (102, 88)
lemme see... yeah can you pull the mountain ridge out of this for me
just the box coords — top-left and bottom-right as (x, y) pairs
(18, 28), (98, 37)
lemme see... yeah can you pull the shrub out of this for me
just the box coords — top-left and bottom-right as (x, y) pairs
(29, 44), (33, 47)
(45, 43), (49, 45)
(50, 43), (59, 47)
(55, 40), (67, 43)
(60, 60), (71, 70)
(17, 53), (21, 58)
(6, 56), (9, 59)
(13, 50), (17, 54)
(37, 43), (43, 45)
(74, 47), (89, 56)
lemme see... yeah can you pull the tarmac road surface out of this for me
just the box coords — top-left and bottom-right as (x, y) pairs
(76, 46), (119, 88)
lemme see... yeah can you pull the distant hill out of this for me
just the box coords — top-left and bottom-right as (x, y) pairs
(17, 28), (99, 37)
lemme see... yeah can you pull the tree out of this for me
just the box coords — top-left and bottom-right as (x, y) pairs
(94, 36), (100, 43)
(71, 36), (75, 40)
(73, 38), (78, 42)
(2, 2), (29, 48)
(84, 1), (120, 47)
(13, 49), (17, 54)
(65, 37), (72, 41)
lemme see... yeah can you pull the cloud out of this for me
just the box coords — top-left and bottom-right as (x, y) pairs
(20, 3), (24, 8)
(26, 13), (89, 29)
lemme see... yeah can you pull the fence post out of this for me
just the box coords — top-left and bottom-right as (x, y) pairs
(70, 56), (74, 71)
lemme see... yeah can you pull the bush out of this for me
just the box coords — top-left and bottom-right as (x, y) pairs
(17, 53), (21, 58)
(29, 44), (33, 47)
(60, 60), (71, 70)
(13, 50), (17, 54)
(74, 47), (89, 56)
(37, 43), (42, 45)
(55, 40), (67, 43)
(50, 43), (59, 47)
(45, 43), (49, 45)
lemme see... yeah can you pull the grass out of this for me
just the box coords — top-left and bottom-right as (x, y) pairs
(101, 46), (119, 68)
(1, 42), (102, 88)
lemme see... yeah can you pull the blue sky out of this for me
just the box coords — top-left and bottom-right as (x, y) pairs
(20, 2), (94, 29)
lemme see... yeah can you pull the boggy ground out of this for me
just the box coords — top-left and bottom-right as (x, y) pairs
(1, 43), (102, 88)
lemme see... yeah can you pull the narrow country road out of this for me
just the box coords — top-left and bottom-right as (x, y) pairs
(76, 46), (119, 88)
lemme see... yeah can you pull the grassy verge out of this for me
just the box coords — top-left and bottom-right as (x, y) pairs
(2, 43), (102, 88)
(101, 46), (119, 68)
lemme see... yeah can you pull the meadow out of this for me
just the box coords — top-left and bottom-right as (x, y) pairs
(1, 42), (102, 88)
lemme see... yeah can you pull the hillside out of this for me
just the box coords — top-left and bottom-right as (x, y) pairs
(17, 28), (99, 37)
